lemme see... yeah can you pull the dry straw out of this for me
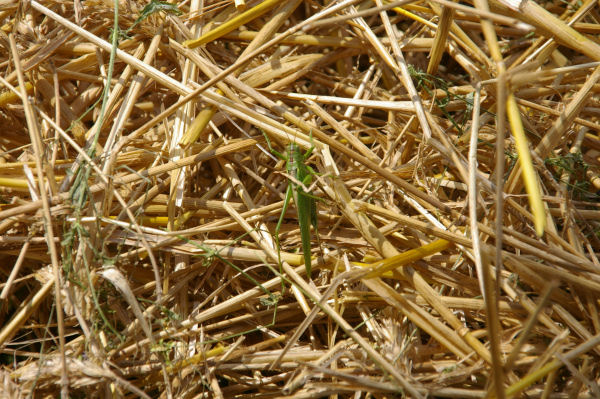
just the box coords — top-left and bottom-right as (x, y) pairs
(1, 0), (600, 397)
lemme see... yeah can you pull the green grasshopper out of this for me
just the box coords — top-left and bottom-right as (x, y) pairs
(263, 132), (319, 279)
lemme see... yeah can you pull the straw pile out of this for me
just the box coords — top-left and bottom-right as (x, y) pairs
(1, 0), (600, 397)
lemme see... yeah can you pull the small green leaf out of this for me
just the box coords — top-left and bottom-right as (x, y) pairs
(131, 0), (182, 30)
(260, 294), (280, 307)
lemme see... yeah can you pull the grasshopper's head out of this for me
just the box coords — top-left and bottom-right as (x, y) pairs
(286, 142), (300, 153)
(286, 142), (305, 166)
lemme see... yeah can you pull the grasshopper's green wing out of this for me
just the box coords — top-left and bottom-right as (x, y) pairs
(288, 143), (315, 278)
(294, 187), (314, 278)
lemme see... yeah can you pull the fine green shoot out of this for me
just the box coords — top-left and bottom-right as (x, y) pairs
(545, 151), (595, 200)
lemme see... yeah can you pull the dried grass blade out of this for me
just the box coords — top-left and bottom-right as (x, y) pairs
(222, 202), (424, 398)
(426, 6), (453, 75)
(9, 33), (69, 395)
(183, 0), (281, 48)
